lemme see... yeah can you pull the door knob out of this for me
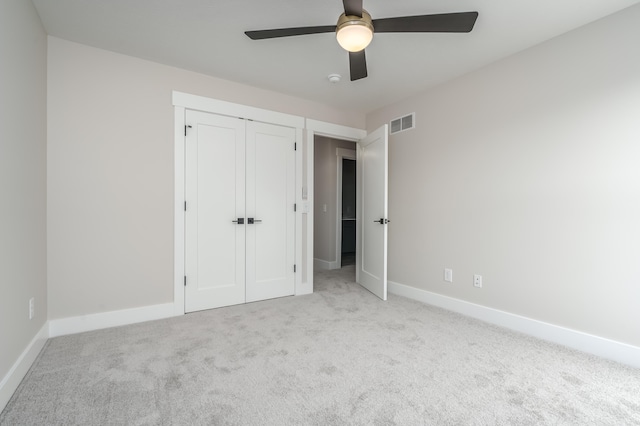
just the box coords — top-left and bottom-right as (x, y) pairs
(247, 218), (262, 224)
(374, 218), (390, 224)
(232, 218), (244, 224)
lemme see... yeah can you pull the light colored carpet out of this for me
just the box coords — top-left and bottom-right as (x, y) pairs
(2, 265), (639, 425)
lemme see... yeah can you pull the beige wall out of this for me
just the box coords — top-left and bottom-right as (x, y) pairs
(47, 37), (365, 319)
(367, 5), (640, 346)
(313, 136), (356, 264)
(0, 0), (48, 379)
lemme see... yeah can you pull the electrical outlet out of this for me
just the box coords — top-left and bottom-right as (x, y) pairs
(473, 275), (483, 288)
(29, 298), (35, 320)
(444, 268), (453, 283)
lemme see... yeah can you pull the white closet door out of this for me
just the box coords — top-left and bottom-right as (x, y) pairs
(185, 111), (246, 312)
(245, 121), (296, 302)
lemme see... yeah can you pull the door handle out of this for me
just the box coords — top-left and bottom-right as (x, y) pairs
(247, 218), (262, 224)
(232, 218), (244, 224)
(374, 218), (390, 224)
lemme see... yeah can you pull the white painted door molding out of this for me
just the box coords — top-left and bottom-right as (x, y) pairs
(173, 91), (304, 315)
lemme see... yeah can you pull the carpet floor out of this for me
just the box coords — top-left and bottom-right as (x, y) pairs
(2, 266), (639, 425)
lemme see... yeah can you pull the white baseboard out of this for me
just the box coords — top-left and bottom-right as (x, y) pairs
(296, 280), (313, 296)
(314, 258), (339, 271)
(314, 258), (331, 270)
(0, 322), (49, 411)
(49, 303), (177, 338)
(388, 280), (640, 369)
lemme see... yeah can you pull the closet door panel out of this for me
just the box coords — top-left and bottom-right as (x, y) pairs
(246, 121), (296, 303)
(185, 111), (246, 312)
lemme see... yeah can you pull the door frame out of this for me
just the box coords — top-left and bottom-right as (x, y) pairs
(304, 120), (367, 292)
(173, 91), (304, 316)
(335, 148), (357, 270)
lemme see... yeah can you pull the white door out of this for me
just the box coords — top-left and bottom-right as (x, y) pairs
(245, 121), (296, 302)
(356, 125), (389, 300)
(185, 111), (246, 312)
(185, 111), (296, 313)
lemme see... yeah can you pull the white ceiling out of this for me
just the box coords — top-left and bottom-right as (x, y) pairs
(32, 0), (639, 114)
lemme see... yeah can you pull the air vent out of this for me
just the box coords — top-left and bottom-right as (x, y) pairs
(389, 113), (415, 135)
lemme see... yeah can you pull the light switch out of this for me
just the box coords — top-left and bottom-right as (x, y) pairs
(444, 269), (453, 283)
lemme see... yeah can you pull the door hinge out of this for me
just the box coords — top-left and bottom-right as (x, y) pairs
(184, 201), (187, 211)
(294, 142), (297, 151)
(294, 203), (297, 212)
(184, 125), (192, 136)
(294, 265), (297, 273)
(184, 276), (187, 286)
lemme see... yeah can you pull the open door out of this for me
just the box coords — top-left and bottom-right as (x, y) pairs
(356, 125), (388, 300)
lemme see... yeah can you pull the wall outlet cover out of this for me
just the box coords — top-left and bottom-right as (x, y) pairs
(474, 274), (483, 288)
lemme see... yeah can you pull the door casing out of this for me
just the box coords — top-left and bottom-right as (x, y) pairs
(173, 91), (304, 316)
(304, 120), (367, 292)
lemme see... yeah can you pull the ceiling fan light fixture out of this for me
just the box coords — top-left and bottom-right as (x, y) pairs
(336, 11), (374, 52)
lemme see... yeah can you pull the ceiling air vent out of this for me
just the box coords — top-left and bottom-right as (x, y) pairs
(389, 113), (415, 135)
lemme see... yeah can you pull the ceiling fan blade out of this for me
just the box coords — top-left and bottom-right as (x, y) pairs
(349, 50), (367, 81)
(373, 12), (479, 33)
(245, 25), (336, 40)
(343, 0), (363, 17)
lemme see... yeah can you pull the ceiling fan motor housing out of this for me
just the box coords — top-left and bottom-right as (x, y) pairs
(336, 10), (374, 52)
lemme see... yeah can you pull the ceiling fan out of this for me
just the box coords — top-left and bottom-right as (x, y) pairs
(245, 0), (479, 81)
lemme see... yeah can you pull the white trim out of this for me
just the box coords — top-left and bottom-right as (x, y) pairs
(336, 148), (357, 158)
(314, 258), (339, 271)
(49, 303), (176, 338)
(335, 148), (357, 270)
(295, 127), (304, 295)
(0, 323), (48, 411)
(306, 119), (366, 141)
(299, 130), (315, 295)
(304, 128), (315, 292)
(304, 119), (366, 293)
(173, 91), (304, 129)
(388, 280), (640, 369)
(173, 91), (306, 308)
(174, 106), (186, 316)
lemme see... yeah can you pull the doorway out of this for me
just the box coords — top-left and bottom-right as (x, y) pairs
(340, 158), (356, 267)
(313, 136), (356, 279)
(303, 119), (388, 300)
(310, 124), (390, 301)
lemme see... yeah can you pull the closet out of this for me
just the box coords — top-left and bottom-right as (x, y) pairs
(184, 110), (296, 312)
